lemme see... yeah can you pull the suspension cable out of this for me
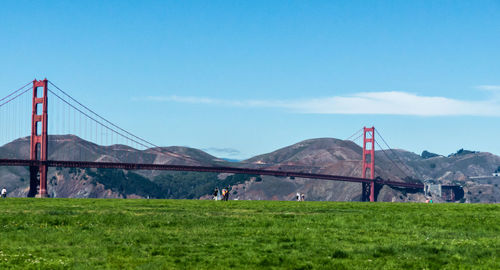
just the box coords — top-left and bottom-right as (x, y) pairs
(375, 129), (414, 174)
(351, 133), (364, 144)
(49, 89), (154, 149)
(375, 140), (409, 178)
(48, 81), (307, 169)
(47, 88), (201, 163)
(0, 87), (31, 108)
(0, 81), (32, 103)
(345, 128), (363, 141)
(48, 81), (159, 149)
(46, 80), (353, 170)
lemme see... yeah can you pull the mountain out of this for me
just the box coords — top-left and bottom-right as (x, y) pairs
(0, 135), (222, 165)
(232, 138), (410, 202)
(0, 136), (498, 202)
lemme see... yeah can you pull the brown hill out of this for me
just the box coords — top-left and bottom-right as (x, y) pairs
(232, 138), (499, 203)
(233, 138), (408, 202)
(0, 135), (225, 198)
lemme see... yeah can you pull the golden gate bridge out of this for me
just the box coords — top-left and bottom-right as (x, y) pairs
(0, 79), (462, 201)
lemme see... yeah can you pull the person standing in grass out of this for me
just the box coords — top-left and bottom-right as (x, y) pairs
(221, 188), (227, 201)
(1, 187), (6, 198)
(224, 187), (230, 201)
(213, 188), (219, 200)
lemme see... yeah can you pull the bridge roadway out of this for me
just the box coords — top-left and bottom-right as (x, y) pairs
(0, 158), (428, 189)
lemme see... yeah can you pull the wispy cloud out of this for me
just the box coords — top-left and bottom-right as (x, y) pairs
(202, 147), (241, 156)
(143, 96), (278, 107)
(476, 85), (500, 91)
(137, 90), (500, 117)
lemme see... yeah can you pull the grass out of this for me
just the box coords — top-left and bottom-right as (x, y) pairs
(0, 199), (498, 269)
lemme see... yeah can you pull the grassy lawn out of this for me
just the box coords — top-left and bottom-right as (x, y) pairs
(0, 198), (498, 269)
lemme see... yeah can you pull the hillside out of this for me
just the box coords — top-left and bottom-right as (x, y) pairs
(0, 135), (240, 199)
(232, 138), (499, 203)
(233, 138), (409, 202)
(0, 135), (499, 202)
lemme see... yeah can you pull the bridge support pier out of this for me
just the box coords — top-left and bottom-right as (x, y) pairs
(35, 164), (48, 198)
(28, 79), (49, 198)
(28, 166), (38, 197)
(361, 182), (375, 202)
(362, 183), (369, 201)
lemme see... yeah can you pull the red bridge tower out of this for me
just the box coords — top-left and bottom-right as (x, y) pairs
(28, 79), (49, 197)
(362, 126), (375, 202)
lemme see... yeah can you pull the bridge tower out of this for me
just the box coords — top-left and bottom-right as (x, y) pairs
(28, 79), (49, 197)
(361, 126), (375, 202)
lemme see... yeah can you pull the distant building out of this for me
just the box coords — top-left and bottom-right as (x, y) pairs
(424, 180), (442, 198)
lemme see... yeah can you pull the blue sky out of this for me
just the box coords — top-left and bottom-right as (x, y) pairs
(1, 0), (499, 159)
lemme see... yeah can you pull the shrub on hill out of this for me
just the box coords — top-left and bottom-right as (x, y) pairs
(153, 172), (259, 199)
(87, 169), (163, 198)
(421, 150), (439, 159)
(86, 168), (259, 199)
(448, 148), (477, 157)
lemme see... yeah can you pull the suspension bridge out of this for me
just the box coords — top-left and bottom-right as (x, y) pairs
(0, 79), (462, 201)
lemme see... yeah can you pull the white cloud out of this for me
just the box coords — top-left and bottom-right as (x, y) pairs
(202, 147), (241, 156)
(476, 85), (500, 91)
(138, 91), (500, 117)
(139, 95), (281, 107)
(288, 92), (500, 116)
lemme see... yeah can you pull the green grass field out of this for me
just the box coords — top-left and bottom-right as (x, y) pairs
(0, 199), (498, 269)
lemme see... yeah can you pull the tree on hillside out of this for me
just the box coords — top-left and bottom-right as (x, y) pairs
(421, 150), (439, 159)
(448, 148), (477, 157)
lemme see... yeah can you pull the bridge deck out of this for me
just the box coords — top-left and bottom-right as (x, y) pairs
(0, 159), (426, 189)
